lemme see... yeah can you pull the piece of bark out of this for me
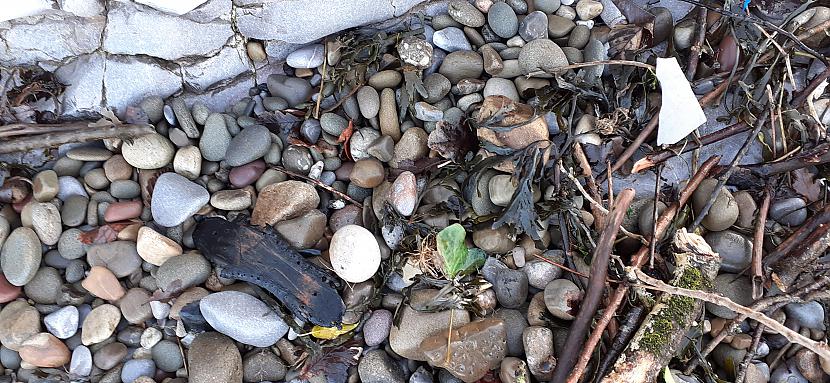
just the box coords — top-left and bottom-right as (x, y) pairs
(600, 229), (720, 383)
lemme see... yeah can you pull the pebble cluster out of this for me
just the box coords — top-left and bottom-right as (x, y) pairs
(0, 1), (829, 383)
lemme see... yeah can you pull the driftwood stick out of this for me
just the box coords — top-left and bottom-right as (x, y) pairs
(632, 121), (750, 173)
(573, 142), (606, 229)
(770, 222), (830, 289)
(601, 230), (721, 383)
(687, 7), (708, 80)
(752, 187), (771, 299)
(763, 204), (830, 266)
(554, 188), (636, 383)
(631, 268), (830, 366)
(0, 123), (155, 154)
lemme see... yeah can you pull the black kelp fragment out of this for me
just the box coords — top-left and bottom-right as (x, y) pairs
(193, 216), (345, 327)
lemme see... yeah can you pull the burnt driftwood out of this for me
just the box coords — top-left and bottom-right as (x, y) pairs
(193, 216), (346, 327)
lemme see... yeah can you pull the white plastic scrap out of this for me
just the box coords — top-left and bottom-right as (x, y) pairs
(655, 57), (707, 146)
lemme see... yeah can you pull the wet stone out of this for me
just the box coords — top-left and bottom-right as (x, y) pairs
(419, 318), (507, 383)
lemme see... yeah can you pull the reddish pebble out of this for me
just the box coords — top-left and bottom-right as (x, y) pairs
(716, 33), (740, 73)
(229, 160), (267, 188)
(19, 333), (71, 368)
(104, 201), (142, 222)
(0, 274), (21, 303)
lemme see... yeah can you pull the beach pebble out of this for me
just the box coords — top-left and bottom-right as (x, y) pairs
(121, 133), (175, 169)
(150, 172), (210, 227)
(329, 225), (381, 283)
(136, 226), (182, 266)
(770, 197), (808, 226)
(225, 125), (272, 166)
(1, 227), (42, 286)
(287, 44), (325, 68)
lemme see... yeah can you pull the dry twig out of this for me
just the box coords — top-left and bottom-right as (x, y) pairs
(0, 122), (155, 154)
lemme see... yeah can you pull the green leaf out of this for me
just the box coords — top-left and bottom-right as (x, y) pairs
(437, 224), (477, 278)
(662, 367), (676, 383)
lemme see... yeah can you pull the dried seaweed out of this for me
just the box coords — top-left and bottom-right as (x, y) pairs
(298, 339), (362, 383)
(492, 141), (551, 240)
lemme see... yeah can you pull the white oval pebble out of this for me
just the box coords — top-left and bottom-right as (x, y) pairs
(199, 291), (288, 347)
(329, 225), (381, 283)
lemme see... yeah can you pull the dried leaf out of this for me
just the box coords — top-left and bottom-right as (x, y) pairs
(310, 323), (358, 339)
(299, 340), (362, 383)
(793, 168), (822, 202)
(78, 223), (133, 245)
(427, 120), (477, 162)
(257, 111), (304, 133)
(337, 120), (354, 144)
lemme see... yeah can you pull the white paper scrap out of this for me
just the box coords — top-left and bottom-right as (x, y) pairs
(655, 57), (707, 146)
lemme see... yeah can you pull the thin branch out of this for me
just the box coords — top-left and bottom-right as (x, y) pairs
(0, 123), (155, 154)
(573, 142), (606, 229)
(752, 187), (771, 300)
(270, 166), (363, 208)
(630, 268), (830, 365)
(555, 188), (636, 383)
(687, 7), (708, 80)
(632, 122), (750, 173)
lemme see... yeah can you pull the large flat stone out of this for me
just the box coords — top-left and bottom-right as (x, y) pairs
(181, 45), (251, 92)
(103, 0), (232, 60)
(0, 0), (54, 23)
(54, 52), (105, 116)
(103, 55), (182, 115)
(58, 0), (104, 17)
(0, 13), (104, 66)
(183, 0), (231, 23)
(133, 0), (210, 15)
(235, 0), (428, 43)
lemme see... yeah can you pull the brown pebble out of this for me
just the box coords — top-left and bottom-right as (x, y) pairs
(349, 159), (385, 188)
(730, 333), (753, 349)
(82, 266), (126, 301)
(104, 201), (143, 222)
(103, 154), (134, 181)
(0, 273), (21, 303)
(19, 333), (70, 368)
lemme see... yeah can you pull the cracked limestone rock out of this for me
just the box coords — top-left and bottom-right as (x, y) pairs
(103, 0), (232, 61)
(133, 0), (210, 15)
(181, 45), (251, 92)
(0, 13), (105, 67)
(102, 55), (182, 115)
(54, 52), (105, 116)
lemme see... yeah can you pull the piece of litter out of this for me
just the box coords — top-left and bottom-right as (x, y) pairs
(655, 57), (707, 146)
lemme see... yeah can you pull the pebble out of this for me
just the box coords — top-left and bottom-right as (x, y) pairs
(33, 170), (59, 202)
(692, 178), (739, 231)
(119, 288), (153, 324)
(139, 96), (164, 123)
(104, 200), (142, 222)
(785, 301), (826, 330)
(201, 291), (290, 347)
(136, 226), (182, 266)
(67, 146), (112, 162)
(243, 350), (287, 382)
(171, 98), (199, 138)
(535, 0), (561, 13)
(251, 180), (319, 225)
(19, 333), (70, 368)
(390, 171), (418, 216)
(152, 340), (183, 372)
(287, 44), (325, 68)
(357, 86), (381, 119)
(568, 24), (590, 48)
(121, 359), (156, 383)
(473, 225), (516, 253)
(369, 70), (403, 89)
(544, 278), (581, 320)
(0, 301), (41, 351)
(329, 225), (381, 283)
(390, 127), (430, 167)
(301, 119), (322, 143)
(481, 44), (504, 75)
(398, 36), (434, 69)
(712, 343), (747, 378)
(448, 0), (486, 27)
(547, 15), (576, 37)
(1, 227), (42, 286)
(501, 357), (532, 383)
(93, 342), (128, 370)
(523, 252), (564, 288)
(389, 289), (470, 360)
(359, 349), (407, 383)
(575, 0), (603, 20)
(225, 125), (272, 166)
(57, 176), (88, 200)
(433, 27), (472, 52)
(484, 77), (520, 102)
(140, 327), (162, 349)
(44, 306), (78, 341)
(82, 266), (126, 301)
(228, 159), (266, 188)
(199, 113), (232, 161)
(349, 127), (384, 161)
(493, 309), (527, 356)
(771, 362), (808, 383)
(495, 268), (529, 308)
(364, 309), (394, 347)
(22, 266), (61, 304)
(110, 180), (140, 199)
(0, 346), (20, 370)
(733, 190), (757, 228)
(188, 332), (243, 383)
(419, 318), (506, 382)
(519, 11), (549, 41)
(0, 216), (8, 249)
(423, 73), (452, 102)
(707, 273), (753, 319)
(518, 39), (569, 74)
(210, 189), (253, 210)
(523, 326), (555, 380)
(121, 133), (175, 169)
(275, 209), (326, 248)
(439, 51), (484, 83)
(84, 168), (110, 189)
(770, 197), (808, 226)
(173, 145), (202, 179)
(155, 252), (211, 291)
(378, 88), (401, 142)
(705, 230), (752, 273)
(0, 274), (17, 304)
(103, 155), (132, 181)
(30, 202), (62, 246)
(81, 303), (121, 346)
(87, 241), (142, 277)
(350, 159), (386, 188)
(151, 172), (210, 227)
(414, 102), (444, 121)
(320, 112), (349, 136)
(267, 74), (313, 108)
(70, 345), (92, 376)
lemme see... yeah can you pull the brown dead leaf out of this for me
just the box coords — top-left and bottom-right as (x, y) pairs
(79, 222), (134, 245)
(793, 168), (822, 202)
